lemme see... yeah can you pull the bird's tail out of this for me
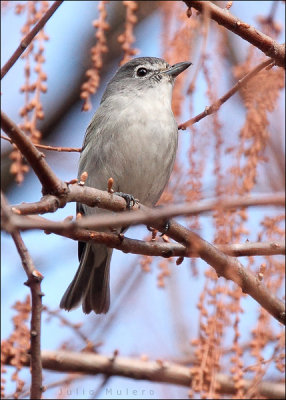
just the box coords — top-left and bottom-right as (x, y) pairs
(60, 243), (112, 314)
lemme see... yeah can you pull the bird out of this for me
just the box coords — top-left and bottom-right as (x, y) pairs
(60, 56), (191, 314)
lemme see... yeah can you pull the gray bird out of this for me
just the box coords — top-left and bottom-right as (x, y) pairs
(60, 57), (191, 314)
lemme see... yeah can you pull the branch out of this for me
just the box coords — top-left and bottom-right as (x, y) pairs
(161, 219), (285, 325)
(68, 190), (284, 232)
(1, 110), (67, 195)
(1, 134), (81, 153)
(1, 1), (64, 79)
(1, 193), (44, 399)
(4, 213), (285, 259)
(7, 193), (285, 237)
(3, 350), (285, 399)
(214, 241), (285, 257)
(179, 58), (273, 129)
(1, 123), (284, 322)
(11, 185), (285, 223)
(4, 212), (285, 325)
(19, 374), (84, 400)
(183, 1), (285, 67)
(28, 223), (286, 259)
(5, 182), (285, 323)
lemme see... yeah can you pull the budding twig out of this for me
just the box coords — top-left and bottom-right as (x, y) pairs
(1, 134), (81, 153)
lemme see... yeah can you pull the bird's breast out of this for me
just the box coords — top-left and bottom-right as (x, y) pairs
(106, 95), (178, 205)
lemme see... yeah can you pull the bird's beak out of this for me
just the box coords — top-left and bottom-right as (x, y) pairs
(163, 61), (192, 77)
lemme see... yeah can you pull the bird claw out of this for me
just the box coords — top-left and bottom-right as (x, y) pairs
(114, 192), (136, 209)
(160, 220), (170, 236)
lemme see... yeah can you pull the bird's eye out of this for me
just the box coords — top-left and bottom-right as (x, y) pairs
(136, 67), (148, 77)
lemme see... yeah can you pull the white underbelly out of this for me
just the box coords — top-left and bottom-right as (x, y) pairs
(111, 116), (177, 205)
(80, 90), (178, 207)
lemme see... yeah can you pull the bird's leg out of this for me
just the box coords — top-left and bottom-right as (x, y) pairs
(113, 192), (136, 209)
(159, 220), (170, 236)
(147, 220), (170, 237)
(151, 204), (171, 236)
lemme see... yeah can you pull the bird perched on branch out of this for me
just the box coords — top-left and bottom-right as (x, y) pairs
(60, 56), (191, 314)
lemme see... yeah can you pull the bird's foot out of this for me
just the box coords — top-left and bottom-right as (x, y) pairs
(147, 221), (170, 237)
(114, 192), (136, 210)
(160, 220), (170, 236)
(153, 205), (171, 236)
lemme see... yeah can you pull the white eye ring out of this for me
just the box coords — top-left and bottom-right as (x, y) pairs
(136, 67), (148, 77)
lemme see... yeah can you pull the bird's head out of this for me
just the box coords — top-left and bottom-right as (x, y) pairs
(101, 57), (192, 103)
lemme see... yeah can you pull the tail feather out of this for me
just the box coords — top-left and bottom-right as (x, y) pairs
(83, 251), (111, 314)
(60, 243), (112, 314)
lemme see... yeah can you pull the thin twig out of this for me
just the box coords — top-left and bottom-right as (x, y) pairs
(42, 307), (91, 346)
(266, 1), (279, 25)
(1, 193), (44, 400)
(1, 1), (64, 79)
(1, 134), (81, 153)
(179, 58), (274, 129)
(19, 374), (84, 400)
(183, 1), (285, 67)
(186, 2), (209, 94)
(92, 375), (111, 399)
(3, 350), (284, 399)
(1, 110), (67, 195)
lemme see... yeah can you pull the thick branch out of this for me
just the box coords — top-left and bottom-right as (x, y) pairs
(3, 350), (284, 399)
(184, 1), (285, 67)
(179, 58), (274, 129)
(1, 1), (63, 79)
(1, 110), (67, 195)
